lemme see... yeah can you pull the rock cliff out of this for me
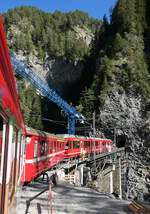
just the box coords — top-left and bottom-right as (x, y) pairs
(97, 87), (150, 200)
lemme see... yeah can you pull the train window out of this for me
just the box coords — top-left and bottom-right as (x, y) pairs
(39, 141), (45, 156)
(102, 142), (106, 151)
(50, 141), (53, 153)
(65, 141), (71, 150)
(73, 140), (80, 149)
(52, 141), (57, 153)
(34, 139), (37, 157)
(54, 141), (57, 152)
(95, 141), (99, 147)
(57, 141), (60, 152)
(45, 141), (49, 154)
(60, 141), (64, 150)
(84, 141), (90, 148)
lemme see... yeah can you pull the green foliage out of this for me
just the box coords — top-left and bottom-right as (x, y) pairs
(77, 88), (96, 118)
(2, 6), (101, 63)
(77, 0), (150, 119)
(17, 81), (43, 130)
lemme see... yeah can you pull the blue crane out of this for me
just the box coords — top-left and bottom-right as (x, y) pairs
(9, 50), (84, 134)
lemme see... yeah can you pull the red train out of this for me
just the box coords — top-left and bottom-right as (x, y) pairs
(0, 15), (25, 214)
(23, 127), (113, 183)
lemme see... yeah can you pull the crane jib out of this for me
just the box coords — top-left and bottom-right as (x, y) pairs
(9, 50), (84, 134)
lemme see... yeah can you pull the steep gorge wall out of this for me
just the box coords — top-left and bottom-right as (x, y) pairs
(97, 87), (150, 200)
(15, 51), (84, 100)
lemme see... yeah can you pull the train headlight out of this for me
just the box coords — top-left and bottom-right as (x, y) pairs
(82, 150), (86, 155)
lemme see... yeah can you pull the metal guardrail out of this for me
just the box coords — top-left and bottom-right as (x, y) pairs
(87, 148), (125, 163)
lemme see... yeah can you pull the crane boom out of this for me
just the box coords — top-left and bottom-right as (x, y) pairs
(9, 50), (84, 134)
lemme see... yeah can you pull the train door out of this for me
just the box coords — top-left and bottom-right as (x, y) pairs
(8, 128), (19, 209)
(107, 140), (112, 152)
(102, 141), (106, 152)
(83, 140), (90, 155)
(18, 135), (25, 184)
(72, 139), (80, 157)
(95, 141), (99, 153)
(64, 139), (72, 158)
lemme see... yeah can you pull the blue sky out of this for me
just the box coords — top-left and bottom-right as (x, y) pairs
(1, 0), (117, 20)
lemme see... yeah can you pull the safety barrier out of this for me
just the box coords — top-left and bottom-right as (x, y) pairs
(128, 201), (150, 213)
(49, 181), (53, 214)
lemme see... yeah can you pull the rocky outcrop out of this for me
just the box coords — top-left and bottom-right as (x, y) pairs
(97, 87), (150, 200)
(73, 25), (93, 46)
(15, 51), (84, 97)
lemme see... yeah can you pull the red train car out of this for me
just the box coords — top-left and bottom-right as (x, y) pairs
(23, 130), (113, 183)
(60, 134), (113, 159)
(23, 127), (66, 183)
(0, 15), (25, 214)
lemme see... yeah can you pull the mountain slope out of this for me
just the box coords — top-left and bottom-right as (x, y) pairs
(77, 0), (150, 200)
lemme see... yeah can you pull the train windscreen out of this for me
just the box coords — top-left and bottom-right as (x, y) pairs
(73, 140), (80, 149)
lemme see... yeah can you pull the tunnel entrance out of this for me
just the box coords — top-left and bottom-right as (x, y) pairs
(116, 134), (126, 148)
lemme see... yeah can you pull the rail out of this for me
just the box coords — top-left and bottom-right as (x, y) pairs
(87, 148), (125, 163)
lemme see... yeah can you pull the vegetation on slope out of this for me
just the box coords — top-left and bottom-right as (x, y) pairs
(78, 0), (150, 119)
(2, 6), (101, 62)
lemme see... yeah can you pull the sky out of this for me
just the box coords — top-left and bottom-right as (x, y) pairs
(0, 0), (117, 20)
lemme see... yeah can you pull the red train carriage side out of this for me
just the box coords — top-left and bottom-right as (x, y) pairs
(91, 138), (113, 154)
(61, 134), (113, 159)
(23, 127), (66, 183)
(64, 137), (83, 158)
(0, 15), (26, 214)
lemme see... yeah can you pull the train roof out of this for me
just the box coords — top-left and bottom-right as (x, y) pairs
(26, 126), (58, 139)
(56, 134), (112, 141)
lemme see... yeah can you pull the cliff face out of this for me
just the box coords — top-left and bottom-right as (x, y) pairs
(76, 0), (150, 200)
(15, 51), (84, 99)
(97, 87), (150, 200)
